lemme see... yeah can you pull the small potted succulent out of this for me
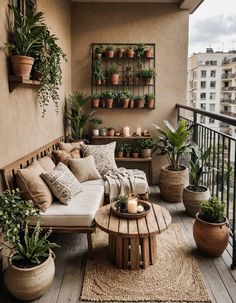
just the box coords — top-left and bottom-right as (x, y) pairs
(139, 138), (153, 158)
(109, 64), (120, 85)
(140, 68), (156, 85)
(116, 143), (125, 158)
(95, 45), (103, 59)
(144, 47), (153, 58)
(90, 118), (103, 136)
(90, 93), (100, 108)
(102, 90), (114, 108)
(117, 195), (128, 213)
(106, 45), (114, 58)
(126, 46), (135, 58)
(123, 90), (133, 108)
(107, 126), (115, 136)
(116, 47), (125, 58)
(123, 143), (132, 158)
(132, 147), (140, 158)
(135, 96), (144, 109)
(193, 197), (229, 257)
(145, 93), (155, 109)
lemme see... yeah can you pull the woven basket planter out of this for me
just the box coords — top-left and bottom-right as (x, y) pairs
(183, 185), (210, 217)
(159, 165), (189, 203)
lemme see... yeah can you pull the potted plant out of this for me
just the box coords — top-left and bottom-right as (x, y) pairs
(139, 138), (153, 158)
(107, 126), (115, 136)
(132, 147), (140, 158)
(116, 144), (125, 158)
(135, 43), (146, 59)
(193, 197), (229, 257)
(145, 93), (155, 109)
(5, 5), (45, 79)
(109, 64), (119, 85)
(66, 91), (95, 140)
(99, 127), (107, 136)
(116, 47), (125, 58)
(94, 60), (104, 85)
(90, 93), (100, 108)
(144, 47), (153, 58)
(126, 46), (135, 58)
(123, 143), (132, 158)
(116, 195), (128, 213)
(135, 96), (144, 109)
(106, 45), (114, 58)
(140, 68), (156, 85)
(90, 118), (103, 136)
(0, 189), (58, 301)
(183, 147), (211, 216)
(103, 90), (114, 108)
(95, 45), (103, 59)
(153, 120), (194, 202)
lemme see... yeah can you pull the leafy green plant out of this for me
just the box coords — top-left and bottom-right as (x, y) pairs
(153, 120), (194, 171)
(134, 95), (143, 101)
(140, 139), (154, 149)
(106, 45), (114, 51)
(123, 90), (133, 99)
(145, 93), (155, 100)
(117, 195), (128, 212)
(107, 125), (114, 131)
(140, 68), (156, 78)
(5, 4), (45, 56)
(116, 143), (125, 152)
(135, 43), (146, 58)
(94, 60), (104, 80)
(123, 143), (132, 156)
(109, 64), (119, 75)
(190, 146), (212, 191)
(90, 93), (100, 99)
(199, 197), (225, 223)
(95, 45), (103, 54)
(102, 90), (114, 99)
(66, 91), (95, 140)
(90, 118), (103, 126)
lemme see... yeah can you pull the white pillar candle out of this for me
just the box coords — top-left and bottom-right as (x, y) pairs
(128, 198), (138, 214)
(123, 126), (130, 137)
(136, 127), (141, 136)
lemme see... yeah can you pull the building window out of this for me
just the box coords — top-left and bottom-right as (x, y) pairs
(200, 103), (206, 110)
(209, 103), (215, 111)
(201, 70), (207, 78)
(200, 93), (206, 100)
(200, 81), (206, 89)
(210, 93), (216, 100)
(210, 70), (216, 77)
(210, 81), (216, 89)
(200, 115), (206, 123)
(209, 118), (215, 124)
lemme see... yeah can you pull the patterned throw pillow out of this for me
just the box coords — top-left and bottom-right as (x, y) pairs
(81, 142), (117, 175)
(41, 162), (82, 205)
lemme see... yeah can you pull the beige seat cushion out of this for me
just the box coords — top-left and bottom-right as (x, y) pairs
(40, 184), (104, 227)
(68, 156), (101, 183)
(38, 156), (55, 172)
(52, 149), (80, 165)
(58, 142), (82, 153)
(16, 159), (53, 211)
(41, 162), (82, 205)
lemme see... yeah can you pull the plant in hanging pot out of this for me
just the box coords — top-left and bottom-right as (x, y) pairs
(90, 118), (103, 136)
(135, 96), (144, 109)
(5, 4), (45, 79)
(193, 197), (229, 257)
(0, 189), (59, 301)
(140, 68), (156, 85)
(152, 120), (194, 202)
(126, 46), (135, 58)
(90, 93), (100, 108)
(66, 91), (95, 141)
(106, 45), (114, 58)
(109, 64), (120, 85)
(183, 146), (212, 217)
(139, 138), (153, 158)
(144, 93), (155, 109)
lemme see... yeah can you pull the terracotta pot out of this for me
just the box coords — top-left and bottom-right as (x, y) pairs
(96, 79), (102, 85)
(95, 53), (102, 60)
(111, 73), (119, 85)
(101, 78), (106, 85)
(116, 151), (123, 158)
(142, 77), (151, 85)
(146, 98), (155, 109)
(129, 99), (134, 108)
(159, 165), (189, 203)
(132, 152), (139, 158)
(122, 98), (129, 108)
(106, 50), (114, 58)
(108, 129), (115, 136)
(140, 148), (152, 158)
(91, 98), (100, 108)
(117, 49), (125, 58)
(136, 99), (144, 109)
(144, 49), (153, 58)
(5, 251), (55, 301)
(106, 98), (113, 108)
(92, 129), (99, 136)
(11, 55), (34, 79)
(193, 213), (229, 257)
(126, 49), (135, 58)
(183, 185), (211, 217)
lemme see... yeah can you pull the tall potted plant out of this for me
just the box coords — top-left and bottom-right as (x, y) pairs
(153, 120), (194, 202)
(66, 91), (95, 141)
(5, 4), (45, 79)
(0, 189), (58, 301)
(183, 147), (211, 216)
(193, 197), (229, 257)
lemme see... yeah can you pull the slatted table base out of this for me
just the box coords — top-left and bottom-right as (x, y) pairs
(109, 234), (157, 270)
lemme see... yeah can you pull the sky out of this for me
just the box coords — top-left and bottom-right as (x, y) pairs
(189, 0), (236, 55)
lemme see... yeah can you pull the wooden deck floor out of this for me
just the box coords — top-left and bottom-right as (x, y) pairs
(0, 186), (236, 303)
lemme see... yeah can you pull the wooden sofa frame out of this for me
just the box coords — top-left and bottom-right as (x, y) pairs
(0, 137), (94, 255)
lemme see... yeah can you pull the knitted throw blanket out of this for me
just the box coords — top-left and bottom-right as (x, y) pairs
(103, 167), (147, 202)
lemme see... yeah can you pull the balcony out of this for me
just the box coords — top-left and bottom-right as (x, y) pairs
(221, 99), (236, 104)
(220, 110), (236, 118)
(221, 86), (236, 92)
(222, 73), (236, 79)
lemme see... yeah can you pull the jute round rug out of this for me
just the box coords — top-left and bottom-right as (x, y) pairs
(80, 224), (212, 302)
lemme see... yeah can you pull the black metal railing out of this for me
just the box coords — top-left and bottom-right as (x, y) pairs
(176, 103), (236, 269)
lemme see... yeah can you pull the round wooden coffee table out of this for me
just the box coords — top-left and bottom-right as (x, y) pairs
(95, 201), (171, 270)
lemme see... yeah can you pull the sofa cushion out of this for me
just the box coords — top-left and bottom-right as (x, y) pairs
(68, 156), (101, 183)
(40, 183), (104, 227)
(81, 142), (117, 175)
(52, 149), (80, 165)
(58, 142), (82, 153)
(16, 159), (53, 211)
(38, 156), (55, 172)
(41, 162), (82, 205)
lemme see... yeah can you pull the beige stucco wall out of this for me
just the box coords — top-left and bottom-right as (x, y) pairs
(71, 2), (189, 183)
(0, 0), (71, 189)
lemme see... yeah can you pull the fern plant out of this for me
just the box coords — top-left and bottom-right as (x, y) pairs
(199, 197), (225, 223)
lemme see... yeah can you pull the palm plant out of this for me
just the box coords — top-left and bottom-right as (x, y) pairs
(66, 91), (95, 140)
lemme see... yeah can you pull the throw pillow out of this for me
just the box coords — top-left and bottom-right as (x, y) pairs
(58, 142), (82, 153)
(81, 142), (117, 175)
(38, 156), (55, 172)
(68, 156), (101, 183)
(41, 162), (82, 205)
(52, 148), (80, 165)
(16, 159), (53, 211)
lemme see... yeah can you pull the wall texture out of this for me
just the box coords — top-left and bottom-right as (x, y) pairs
(71, 2), (189, 182)
(0, 0), (71, 189)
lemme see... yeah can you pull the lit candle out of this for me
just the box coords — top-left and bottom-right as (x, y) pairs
(123, 126), (130, 137)
(128, 198), (138, 214)
(136, 127), (141, 136)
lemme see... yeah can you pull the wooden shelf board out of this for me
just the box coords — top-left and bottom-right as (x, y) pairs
(115, 157), (152, 162)
(94, 57), (155, 60)
(8, 75), (41, 92)
(92, 136), (151, 139)
(91, 107), (155, 110)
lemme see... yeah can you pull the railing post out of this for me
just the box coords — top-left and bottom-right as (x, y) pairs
(193, 112), (198, 145)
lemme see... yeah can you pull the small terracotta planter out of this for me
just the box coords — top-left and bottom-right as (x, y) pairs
(108, 129), (115, 136)
(132, 152), (139, 158)
(111, 73), (119, 85)
(116, 151), (123, 158)
(106, 98), (114, 108)
(91, 98), (100, 108)
(101, 78), (106, 85)
(122, 98), (129, 108)
(116, 48), (125, 58)
(144, 49), (153, 58)
(136, 99), (144, 109)
(11, 55), (34, 79)
(106, 50), (114, 58)
(126, 48), (135, 58)
(146, 98), (155, 109)
(140, 148), (152, 158)
(129, 99), (134, 108)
